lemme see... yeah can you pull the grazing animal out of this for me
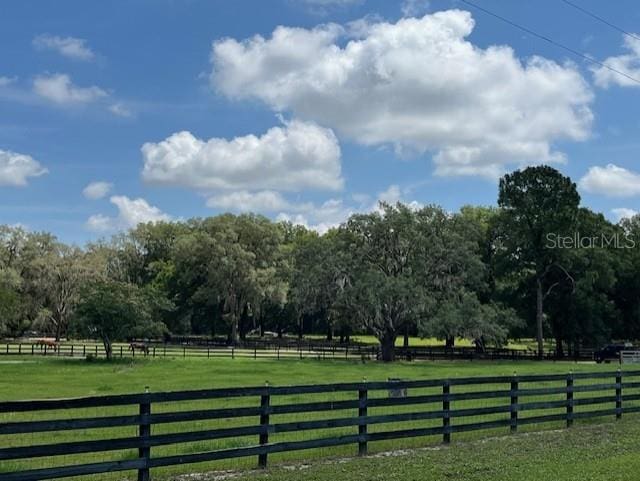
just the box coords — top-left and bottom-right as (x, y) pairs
(129, 342), (150, 355)
(35, 339), (58, 352)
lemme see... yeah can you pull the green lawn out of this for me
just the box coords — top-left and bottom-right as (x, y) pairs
(231, 418), (640, 481)
(0, 356), (620, 400)
(0, 357), (633, 481)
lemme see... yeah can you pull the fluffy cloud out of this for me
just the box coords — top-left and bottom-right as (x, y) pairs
(579, 164), (640, 197)
(211, 10), (593, 178)
(141, 119), (342, 192)
(612, 208), (638, 222)
(33, 73), (107, 105)
(276, 184), (421, 234)
(206, 190), (313, 213)
(86, 195), (171, 232)
(593, 36), (640, 88)
(82, 181), (113, 200)
(0, 149), (48, 186)
(33, 35), (95, 61)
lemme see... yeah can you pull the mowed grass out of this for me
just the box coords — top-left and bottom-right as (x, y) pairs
(232, 418), (640, 481)
(0, 356), (621, 399)
(0, 357), (634, 481)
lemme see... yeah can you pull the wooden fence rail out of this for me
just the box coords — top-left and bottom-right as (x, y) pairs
(0, 342), (595, 362)
(1, 370), (639, 480)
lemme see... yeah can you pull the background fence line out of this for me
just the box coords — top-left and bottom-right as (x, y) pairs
(0, 370), (637, 481)
(0, 341), (597, 362)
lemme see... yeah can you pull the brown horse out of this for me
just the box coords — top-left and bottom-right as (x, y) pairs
(35, 339), (59, 352)
(129, 342), (150, 356)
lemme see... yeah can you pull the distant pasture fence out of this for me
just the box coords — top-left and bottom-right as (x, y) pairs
(0, 370), (638, 480)
(0, 341), (595, 362)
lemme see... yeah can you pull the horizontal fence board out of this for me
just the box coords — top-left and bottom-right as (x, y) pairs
(148, 434), (363, 468)
(0, 458), (145, 481)
(0, 425), (267, 461)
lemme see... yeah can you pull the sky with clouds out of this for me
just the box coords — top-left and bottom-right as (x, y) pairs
(1, 0), (639, 243)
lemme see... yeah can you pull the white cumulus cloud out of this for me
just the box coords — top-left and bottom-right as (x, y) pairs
(612, 208), (638, 222)
(206, 190), (314, 213)
(593, 36), (640, 88)
(0, 149), (48, 187)
(33, 35), (95, 61)
(211, 10), (593, 178)
(276, 184), (421, 234)
(141, 119), (342, 192)
(82, 181), (113, 200)
(86, 195), (171, 232)
(579, 164), (640, 197)
(33, 73), (107, 105)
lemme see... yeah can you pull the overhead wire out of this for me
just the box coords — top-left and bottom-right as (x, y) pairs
(458, 0), (640, 86)
(560, 0), (640, 43)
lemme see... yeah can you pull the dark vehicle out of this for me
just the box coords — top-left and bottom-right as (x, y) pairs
(594, 344), (627, 363)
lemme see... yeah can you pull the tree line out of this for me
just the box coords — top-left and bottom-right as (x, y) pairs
(1, 166), (639, 361)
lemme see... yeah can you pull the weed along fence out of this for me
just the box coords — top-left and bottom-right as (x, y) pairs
(0, 341), (595, 362)
(2, 370), (640, 481)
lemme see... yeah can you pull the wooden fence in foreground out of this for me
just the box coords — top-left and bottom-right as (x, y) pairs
(0, 342), (596, 362)
(1, 370), (639, 480)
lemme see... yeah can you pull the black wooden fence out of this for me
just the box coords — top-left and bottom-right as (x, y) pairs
(1, 370), (638, 481)
(0, 342), (595, 362)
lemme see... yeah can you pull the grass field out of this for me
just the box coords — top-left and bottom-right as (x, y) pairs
(0, 357), (632, 480)
(230, 418), (640, 481)
(0, 356), (618, 400)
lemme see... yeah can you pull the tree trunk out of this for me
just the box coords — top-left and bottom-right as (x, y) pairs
(445, 336), (455, 350)
(326, 319), (333, 342)
(536, 277), (544, 360)
(379, 330), (396, 362)
(230, 312), (239, 346)
(54, 319), (62, 342)
(102, 336), (112, 361)
(403, 326), (409, 348)
(298, 314), (303, 340)
(239, 304), (249, 341)
(555, 335), (564, 358)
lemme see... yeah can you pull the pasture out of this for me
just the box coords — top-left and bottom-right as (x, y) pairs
(0, 356), (619, 400)
(231, 418), (640, 481)
(0, 357), (636, 481)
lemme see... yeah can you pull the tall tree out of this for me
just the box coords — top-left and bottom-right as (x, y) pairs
(496, 166), (580, 358)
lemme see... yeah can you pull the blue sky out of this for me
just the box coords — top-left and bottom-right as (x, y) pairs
(1, 0), (639, 244)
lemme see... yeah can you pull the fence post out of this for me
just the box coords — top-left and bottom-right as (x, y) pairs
(566, 372), (574, 428)
(358, 378), (368, 456)
(510, 373), (518, 433)
(443, 381), (451, 444)
(616, 369), (623, 420)
(18, 343), (21, 355)
(138, 386), (151, 481)
(258, 381), (270, 468)
(95, 345), (98, 357)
